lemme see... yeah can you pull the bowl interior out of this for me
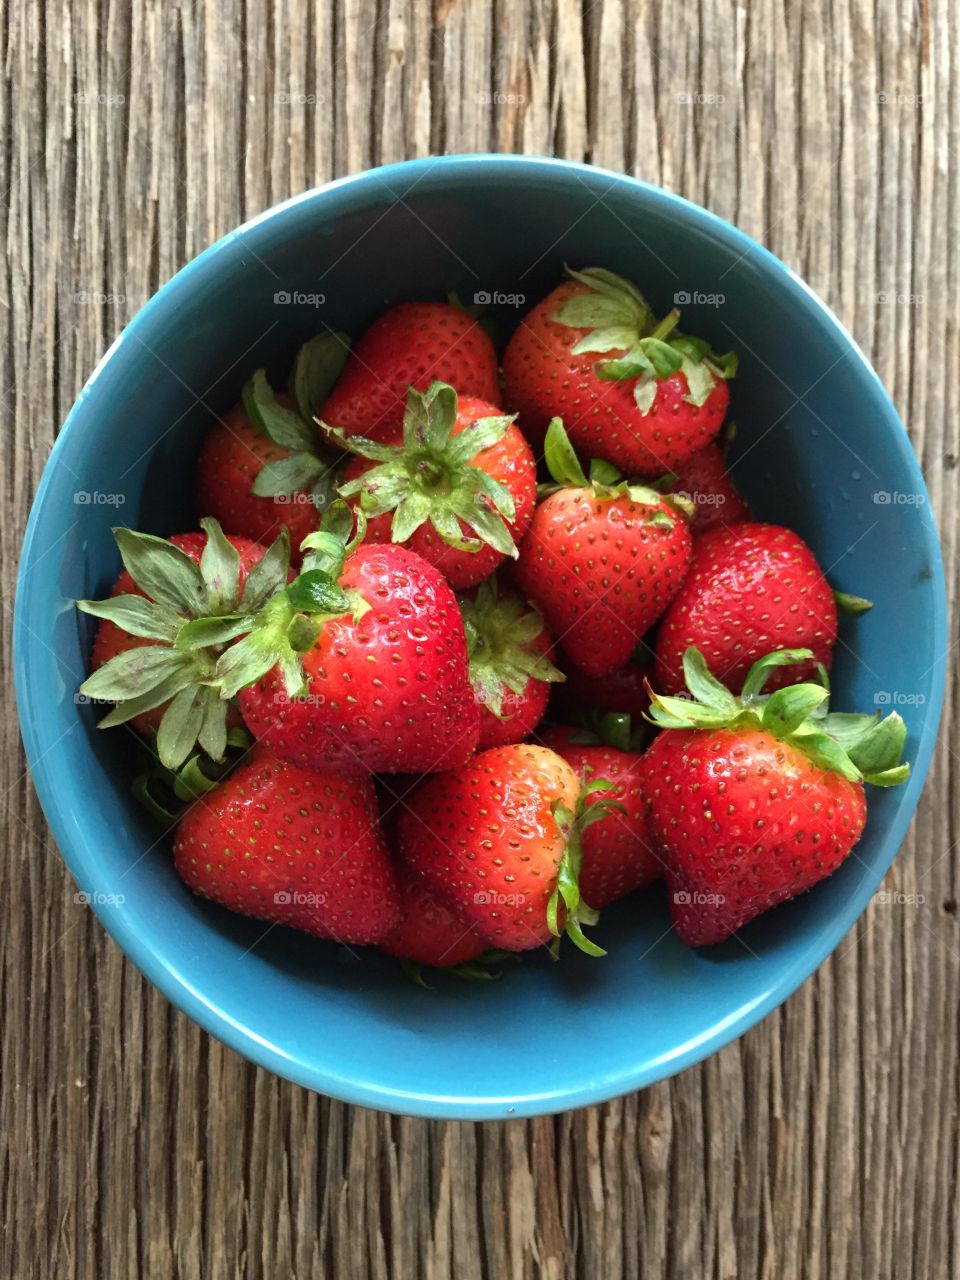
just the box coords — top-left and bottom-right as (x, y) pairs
(16, 157), (945, 1118)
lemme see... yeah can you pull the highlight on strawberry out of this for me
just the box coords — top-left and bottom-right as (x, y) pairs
(328, 381), (536, 589)
(639, 647), (910, 946)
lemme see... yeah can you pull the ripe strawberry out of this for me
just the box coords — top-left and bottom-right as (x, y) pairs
(666, 428), (751, 533)
(515, 419), (693, 678)
(655, 522), (838, 695)
(381, 868), (487, 968)
(227, 506), (480, 775)
(331, 383), (537, 589)
(321, 301), (500, 445)
(640, 647), (910, 945)
(538, 724), (661, 908)
(399, 743), (615, 954)
(196, 335), (349, 554)
(502, 266), (736, 473)
(459, 577), (564, 749)
(173, 747), (400, 945)
(79, 521), (289, 764)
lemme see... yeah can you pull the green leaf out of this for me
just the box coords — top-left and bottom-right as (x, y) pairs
(76, 594), (181, 641)
(95, 666), (199, 728)
(680, 355), (717, 407)
(568, 324), (638, 355)
(681, 648), (739, 714)
(242, 369), (315, 452)
(286, 570), (352, 615)
(792, 730), (862, 782)
(197, 686), (229, 762)
(740, 648), (815, 701)
(846, 711), (908, 778)
(761, 683), (829, 738)
(238, 530), (291, 613)
(422, 382), (459, 453)
(323, 424), (399, 463)
(589, 458), (621, 486)
(174, 614), (253, 650)
(114, 528), (207, 615)
(445, 414), (515, 465)
(155, 685), (207, 770)
(565, 265), (651, 310)
(250, 452), (326, 498)
(543, 418), (588, 488)
(199, 517), (242, 613)
(833, 589), (874, 615)
(214, 628), (287, 700)
(80, 645), (193, 702)
(554, 295), (638, 330)
(595, 346), (654, 382)
(291, 331), (351, 423)
(390, 491), (434, 544)
(633, 377), (658, 414)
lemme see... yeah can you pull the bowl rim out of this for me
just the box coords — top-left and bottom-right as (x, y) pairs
(15, 153), (948, 1119)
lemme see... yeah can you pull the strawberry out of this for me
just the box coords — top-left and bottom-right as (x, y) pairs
(459, 577), (564, 749)
(79, 521), (289, 766)
(502, 266), (737, 473)
(381, 868), (487, 968)
(515, 419), (693, 679)
(399, 743), (615, 954)
(655, 522), (839, 695)
(666, 426), (751, 533)
(224, 504), (480, 775)
(330, 382), (537, 589)
(173, 746), (400, 945)
(537, 723), (661, 908)
(321, 301), (500, 445)
(640, 647), (910, 945)
(196, 336), (348, 555)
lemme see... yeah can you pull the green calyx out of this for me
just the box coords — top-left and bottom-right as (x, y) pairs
(212, 501), (369, 701)
(561, 711), (649, 755)
(133, 726), (253, 823)
(550, 265), (738, 413)
(326, 380), (521, 558)
(547, 778), (624, 957)
(833, 588), (874, 615)
(400, 949), (517, 989)
(459, 578), (565, 719)
(77, 519), (291, 771)
(539, 418), (694, 525)
(242, 331), (350, 511)
(647, 647), (911, 788)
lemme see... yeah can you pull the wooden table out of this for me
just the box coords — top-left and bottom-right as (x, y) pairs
(3, 2), (956, 1276)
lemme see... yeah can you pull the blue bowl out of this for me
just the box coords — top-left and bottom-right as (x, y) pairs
(15, 155), (946, 1119)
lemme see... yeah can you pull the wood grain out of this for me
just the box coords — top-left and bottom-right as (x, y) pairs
(2, 1), (957, 1277)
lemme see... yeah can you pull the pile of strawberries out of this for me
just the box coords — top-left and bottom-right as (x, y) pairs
(77, 266), (909, 973)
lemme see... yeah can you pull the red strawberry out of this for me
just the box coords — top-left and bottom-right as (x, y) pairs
(196, 335), (349, 555)
(538, 724), (661, 908)
(502, 266), (736, 473)
(667, 430), (751, 533)
(80, 522), (288, 762)
(173, 747), (400, 945)
(459, 577), (564, 749)
(228, 508), (480, 775)
(640, 647), (910, 945)
(332, 383), (537, 590)
(655, 522), (838, 695)
(321, 301), (500, 445)
(515, 419), (693, 678)
(381, 868), (487, 968)
(399, 743), (613, 954)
